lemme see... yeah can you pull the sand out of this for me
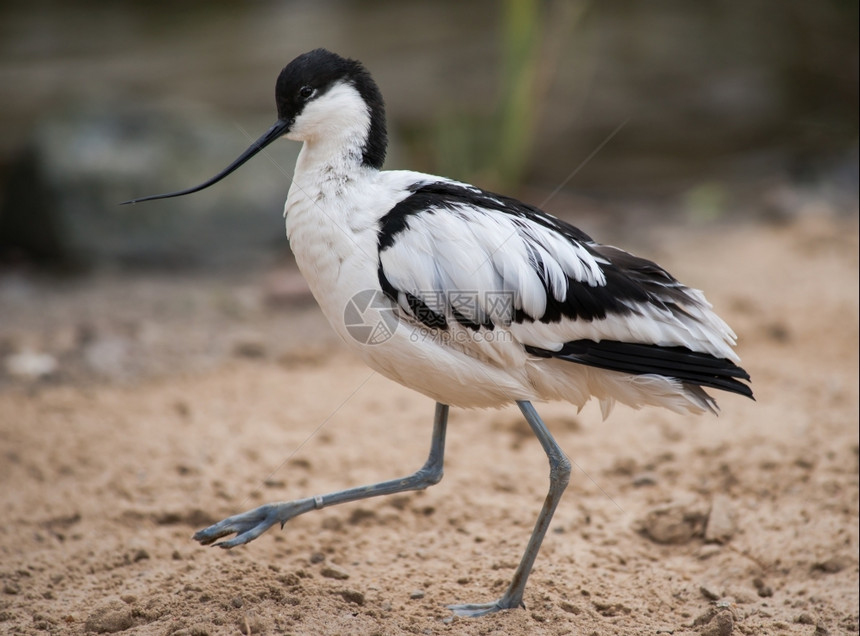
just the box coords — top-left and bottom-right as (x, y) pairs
(0, 215), (857, 635)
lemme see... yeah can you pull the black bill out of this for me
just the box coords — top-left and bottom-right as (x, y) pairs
(121, 119), (290, 204)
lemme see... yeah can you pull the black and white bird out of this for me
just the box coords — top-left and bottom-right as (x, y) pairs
(125, 49), (753, 617)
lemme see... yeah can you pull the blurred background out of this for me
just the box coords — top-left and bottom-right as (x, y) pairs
(0, 0), (857, 270)
(0, 0), (857, 384)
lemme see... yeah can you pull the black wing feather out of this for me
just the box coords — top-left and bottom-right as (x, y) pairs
(525, 340), (754, 399)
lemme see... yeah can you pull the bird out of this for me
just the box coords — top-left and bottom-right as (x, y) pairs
(123, 48), (753, 617)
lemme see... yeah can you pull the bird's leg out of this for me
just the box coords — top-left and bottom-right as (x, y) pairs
(448, 400), (571, 617)
(193, 403), (449, 548)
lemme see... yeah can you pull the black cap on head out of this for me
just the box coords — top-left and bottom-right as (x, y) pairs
(274, 49), (387, 169)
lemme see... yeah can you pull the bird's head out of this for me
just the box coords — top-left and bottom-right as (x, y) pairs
(122, 48), (387, 205)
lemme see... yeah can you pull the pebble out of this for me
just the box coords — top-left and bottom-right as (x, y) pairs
(699, 584), (722, 601)
(796, 612), (816, 625)
(320, 566), (349, 580)
(339, 589), (365, 605)
(752, 577), (773, 598)
(4, 350), (57, 379)
(636, 499), (708, 544)
(813, 555), (852, 573)
(696, 544), (722, 560)
(84, 603), (134, 634)
(409, 589), (425, 600)
(3, 582), (20, 595)
(700, 610), (734, 636)
(632, 472), (658, 487)
(705, 495), (736, 544)
(693, 607), (735, 636)
(232, 337), (266, 359)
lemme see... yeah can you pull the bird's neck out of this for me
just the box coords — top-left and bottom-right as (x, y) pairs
(293, 132), (369, 186)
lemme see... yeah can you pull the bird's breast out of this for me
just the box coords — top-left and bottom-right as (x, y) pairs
(284, 181), (383, 342)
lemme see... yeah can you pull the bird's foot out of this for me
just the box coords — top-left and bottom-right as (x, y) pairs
(193, 499), (314, 548)
(447, 596), (523, 618)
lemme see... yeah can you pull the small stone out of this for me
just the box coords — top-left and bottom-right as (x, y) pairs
(320, 566), (349, 580)
(698, 609), (734, 636)
(632, 472), (658, 487)
(697, 544), (722, 560)
(705, 495), (736, 544)
(700, 584), (722, 601)
(637, 498), (708, 544)
(796, 613), (816, 625)
(84, 603), (134, 633)
(232, 338), (266, 359)
(3, 582), (20, 595)
(339, 589), (365, 605)
(592, 600), (631, 616)
(752, 578), (773, 598)
(409, 589), (425, 600)
(812, 555), (852, 574)
(4, 350), (57, 379)
(132, 549), (150, 562)
(309, 552), (325, 564)
(230, 596), (243, 608)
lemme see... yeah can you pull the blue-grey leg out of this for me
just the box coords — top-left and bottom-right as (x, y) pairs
(448, 400), (571, 617)
(194, 403), (449, 548)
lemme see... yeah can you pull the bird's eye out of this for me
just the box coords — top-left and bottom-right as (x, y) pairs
(299, 85), (315, 100)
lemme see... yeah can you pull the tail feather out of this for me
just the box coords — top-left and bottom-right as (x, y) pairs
(526, 339), (754, 400)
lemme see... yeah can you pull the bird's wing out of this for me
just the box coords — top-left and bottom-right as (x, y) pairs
(376, 181), (746, 387)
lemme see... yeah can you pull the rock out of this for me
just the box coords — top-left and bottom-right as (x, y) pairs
(637, 498), (709, 544)
(698, 609), (734, 636)
(696, 544), (722, 560)
(812, 555), (852, 574)
(84, 602), (134, 633)
(705, 495), (736, 544)
(699, 584), (722, 601)
(752, 577), (773, 598)
(338, 589), (365, 605)
(231, 336), (267, 359)
(409, 589), (425, 600)
(320, 566), (349, 580)
(796, 613), (816, 625)
(4, 350), (57, 379)
(632, 472), (658, 487)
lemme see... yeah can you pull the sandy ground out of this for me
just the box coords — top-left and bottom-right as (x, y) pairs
(0, 214), (857, 635)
